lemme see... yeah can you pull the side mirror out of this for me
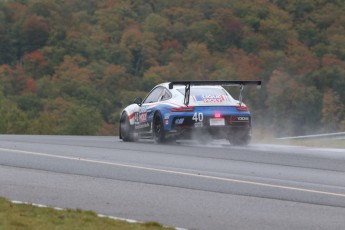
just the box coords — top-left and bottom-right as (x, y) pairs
(133, 97), (142, 105)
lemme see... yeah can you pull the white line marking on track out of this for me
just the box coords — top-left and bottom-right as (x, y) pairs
(1, 147), (345, 198)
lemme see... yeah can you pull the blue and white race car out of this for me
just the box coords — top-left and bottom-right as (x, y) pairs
(119, 80), (261, 145)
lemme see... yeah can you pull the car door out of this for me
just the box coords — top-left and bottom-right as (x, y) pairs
(135, 87), (164, 132)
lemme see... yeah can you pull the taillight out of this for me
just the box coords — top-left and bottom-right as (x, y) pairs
(170, 106), (194, 112)
(236, 105), (248, 112)
(214, 113), (222, 118)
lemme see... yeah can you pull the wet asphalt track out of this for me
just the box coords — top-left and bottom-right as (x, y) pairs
(0, 135), (345, 230)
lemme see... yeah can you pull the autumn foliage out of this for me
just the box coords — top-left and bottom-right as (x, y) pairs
(0, 0), (344, 136)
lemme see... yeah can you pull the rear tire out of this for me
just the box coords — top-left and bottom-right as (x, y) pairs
(120, 112), (135, 142)
(153, 113), (165, 144)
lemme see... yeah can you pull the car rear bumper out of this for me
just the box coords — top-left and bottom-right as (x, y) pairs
(167, 125), (251, 140)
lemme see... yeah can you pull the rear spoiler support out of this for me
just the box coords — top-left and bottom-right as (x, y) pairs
(168, 80), (261, 106)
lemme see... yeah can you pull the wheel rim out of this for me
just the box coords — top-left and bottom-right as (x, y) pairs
(154, 117), (161, 137)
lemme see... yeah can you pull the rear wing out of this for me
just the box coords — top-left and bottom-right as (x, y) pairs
(168, 80), (262, 106)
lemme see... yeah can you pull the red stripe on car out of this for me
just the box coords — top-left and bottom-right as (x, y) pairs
(128, 113), (135, 119)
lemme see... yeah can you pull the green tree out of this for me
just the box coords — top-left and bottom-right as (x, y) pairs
(321, 90), (344, 132)
(259, 16), (293, 49)
(61, 105), (103, 135)
(15, 94), (43, 119)
(212, 8), (243, 48)
(0, 3), (17, 64)
(0, 99), (29, 134)
(181, 43), (213, 80)
(143, 13), (169, 42)
(29, 112), (54, 134)
(21, 14), (50, 53)
(266, 69), (325, 135)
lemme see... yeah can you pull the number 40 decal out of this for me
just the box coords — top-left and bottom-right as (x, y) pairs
(192, 112), (204, 122)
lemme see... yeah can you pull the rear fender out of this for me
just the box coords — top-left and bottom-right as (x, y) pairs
(121, 104), (140, 125)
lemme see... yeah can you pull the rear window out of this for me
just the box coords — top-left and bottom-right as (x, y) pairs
(177, 87), (229, 96)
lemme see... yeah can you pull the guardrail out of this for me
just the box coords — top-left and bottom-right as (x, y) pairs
(277, 132), (345, 140)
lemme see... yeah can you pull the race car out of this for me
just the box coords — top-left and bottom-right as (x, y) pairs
(119, 80), (261, 145)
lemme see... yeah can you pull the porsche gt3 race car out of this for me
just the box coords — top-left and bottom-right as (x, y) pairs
(119, 80), (261, 145)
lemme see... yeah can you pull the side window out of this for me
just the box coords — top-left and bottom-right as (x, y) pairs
(160, 89), (172, 101)
(143, 87), (163, 104)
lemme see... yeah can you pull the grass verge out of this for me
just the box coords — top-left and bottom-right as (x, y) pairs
(252, 129), (345, 149)
(253, 136), (345, 148)
(270, 139), (345, 149)
(0, 197), (174, 230)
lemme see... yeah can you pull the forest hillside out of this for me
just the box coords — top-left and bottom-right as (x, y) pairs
(0, 0), (344, 136)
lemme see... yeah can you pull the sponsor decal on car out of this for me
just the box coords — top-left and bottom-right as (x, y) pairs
(194, 121), (203, 127)
(231, 116), (249, 121)
(237, 116), (249, 121)
(135, 122), (149, 129)
(138, 112), (147, 122)
(192, 95), (229, 103)
(164, 113), (171, 119)
(175, 118), (184, 125)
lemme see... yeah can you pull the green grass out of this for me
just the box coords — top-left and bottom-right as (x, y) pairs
(271, 139), (345, 149)
(252, 135), (345, 148)
(252, 129), (345, 149)
(0, 198), (174, 230)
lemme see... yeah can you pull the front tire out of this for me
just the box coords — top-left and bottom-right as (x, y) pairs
(153, 113), (165, 144)
(120, 112), (135, 142)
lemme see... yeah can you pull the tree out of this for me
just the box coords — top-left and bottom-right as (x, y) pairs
(212, 8), (243, 48)
(188, 19), (221, 49)
(27, 0), (61, 19)
(119, 27), (144, 75)
(52, 55), (92, 85)
(61, 105), (103, 135)
(0, 99), (29, 134)
(143, 62), (181, 88)
(39, 97), (103, 135)
(296, 21), (323, 47)
(286, 0), (315, 21)
(0, 64), (33, 95)
(23, 50), (48, 79)
(99, 64), (130, 98)
(0, 3), (17, 64)
(0, 64), (13, 95)
(321, 90), (344, 132)
(285, 39), (319, 75)
(227, 48), (263, 80)
(21, 14), (50, 53)
(15, 94), (42, 119)
(143, 13), (170, 42)
(266, 69), (324, 135)
(259, 16), (293, 49)
(181, 43), (213, 80)
(29, 112), (54, 134)
(159, 39), (183, 65)
(305, 67), (345, 104)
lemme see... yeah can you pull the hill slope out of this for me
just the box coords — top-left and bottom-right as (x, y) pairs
(0, 0), (344, 136)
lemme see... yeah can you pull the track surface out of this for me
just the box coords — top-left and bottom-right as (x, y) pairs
(1, 135), (345, 230)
